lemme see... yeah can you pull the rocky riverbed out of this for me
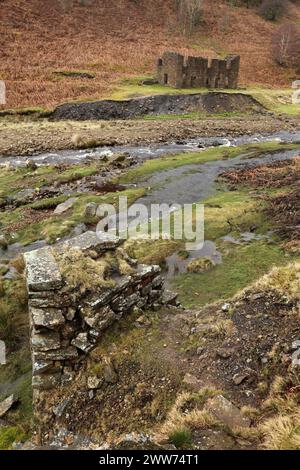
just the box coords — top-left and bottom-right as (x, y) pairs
(0, 114), (299, 157)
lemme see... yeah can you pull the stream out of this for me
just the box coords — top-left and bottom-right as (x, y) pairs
(1, 131), (300, 281)
(0, 131), (300, 168)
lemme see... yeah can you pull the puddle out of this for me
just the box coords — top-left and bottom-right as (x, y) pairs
(221, 231), (274, 245)
(165, 240), (222, 280)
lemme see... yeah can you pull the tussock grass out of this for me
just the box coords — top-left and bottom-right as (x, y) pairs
(260, 375), (300, 449)
(157, 389), (220, 444)
(54, 248), (116, 294)
(254, 263), (300, 304)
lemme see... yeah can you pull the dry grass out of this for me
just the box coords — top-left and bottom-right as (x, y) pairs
(260, 375), (300, 449)
(54, 248), (116, 294)
(254, 263), (300, 304)
(157, 390), (218, 442)
(261, 412), (300, 450)
(1, 0), (299, 109)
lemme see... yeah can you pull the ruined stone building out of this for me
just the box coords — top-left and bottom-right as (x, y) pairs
(157, 51), (240, 89)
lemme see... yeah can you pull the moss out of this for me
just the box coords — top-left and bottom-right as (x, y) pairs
(125, 239), (182, 266)
(0, 426), (27, 450)
(29, 194), (71, 210)
(254, 263), (300, 303)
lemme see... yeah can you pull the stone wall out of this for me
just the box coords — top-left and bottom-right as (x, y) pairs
(24, 231), (172, 395)
(157, 51), (240, 89)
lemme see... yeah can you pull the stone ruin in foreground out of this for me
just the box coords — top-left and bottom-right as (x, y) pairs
(157, 51), (240, 89)
(24, 231), (176, 441)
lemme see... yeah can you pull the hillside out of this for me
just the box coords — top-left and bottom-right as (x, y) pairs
(1, 0), (300, 109)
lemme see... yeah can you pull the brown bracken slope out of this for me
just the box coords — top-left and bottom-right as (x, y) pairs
(1, 0), (300, 109)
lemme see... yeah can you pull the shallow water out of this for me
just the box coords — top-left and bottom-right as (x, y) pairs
(133, 148), (300, 209)
(1, 131), (299, 168)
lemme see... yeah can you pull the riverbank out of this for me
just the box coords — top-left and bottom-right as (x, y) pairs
(0, 114), (299, 157)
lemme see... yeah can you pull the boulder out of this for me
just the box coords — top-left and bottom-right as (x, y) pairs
(84, 202), (97, 218)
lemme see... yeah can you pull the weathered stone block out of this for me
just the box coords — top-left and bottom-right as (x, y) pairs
(205, 395), (250, 429)
(24, 247), (62, 292)
(71, 333), (93, 353)
(55, 231), (120, 255)
(32, 331), (61, 352)
(32, 374), (62, 390)
(33, 347), (78, 361)
(31, 307), (65, 329)
(32, 360), (55, 376)
(84, 305), (117, 331)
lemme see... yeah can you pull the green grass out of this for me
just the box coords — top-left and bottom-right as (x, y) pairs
(119, 142), (300, 183)
(108, 77), (300, 116)
(139, 111), (245, 121)
(169, 427), (192, 449)
(173, 240), (294, 308)
(0, 426), (27, 450)
(2, 186), (146, 246)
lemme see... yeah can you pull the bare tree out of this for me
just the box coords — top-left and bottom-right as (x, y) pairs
(176, 0), (203, 35)
(272, 23), (300, 67)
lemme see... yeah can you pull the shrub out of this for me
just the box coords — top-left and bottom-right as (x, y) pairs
(259, 0), (287, 21)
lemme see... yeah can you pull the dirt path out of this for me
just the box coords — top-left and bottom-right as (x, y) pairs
(0, 115), (299, 157)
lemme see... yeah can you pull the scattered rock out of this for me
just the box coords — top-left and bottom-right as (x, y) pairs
(53, 398), (71, 418)
(205, 395), (251, 429)
(232, 373), (249, 386)
(183, 373), (204, 391)
(162, 290), (178, 306)
(71, 332), (93, 353)
(87, 376), (102, 390)
(222, 303), (231, 312)
(216, 348), (232, 359)
(54, 197), (77, 215)
(103, 358), (118, 384)
(84, 202), (97, 218)
(0, 395), (16, 418)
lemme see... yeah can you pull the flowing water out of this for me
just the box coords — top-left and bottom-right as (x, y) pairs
(1, 132), (300, 282)
(1, 131), (299, 168)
